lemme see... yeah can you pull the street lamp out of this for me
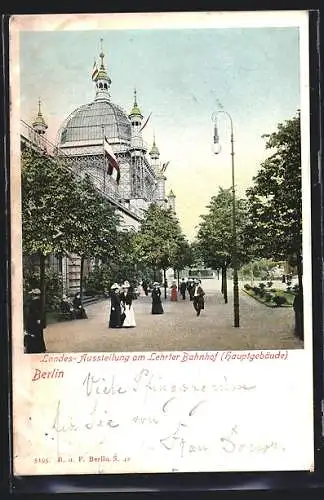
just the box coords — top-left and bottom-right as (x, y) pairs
(212, 109), (240, 328)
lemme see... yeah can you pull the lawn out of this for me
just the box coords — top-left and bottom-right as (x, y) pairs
(242, 285), (295, 308)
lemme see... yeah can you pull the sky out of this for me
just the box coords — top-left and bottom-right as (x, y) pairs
(18, 20), (302, 240)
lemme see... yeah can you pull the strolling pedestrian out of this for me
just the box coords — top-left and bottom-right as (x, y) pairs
(180, 278), (187, 300)
(109, 283), (122, 328)
(142, 279), (149, 296)
(120, 281), (136, 328)
(24, 288), (46, 353)
(73, 292), (88, 319)
(151, 282), (164, 314)
(170, 280), (178, 301)
(192, 279), (205, 317)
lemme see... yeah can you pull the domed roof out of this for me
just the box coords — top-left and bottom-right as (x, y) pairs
(59, 100), (131, 145)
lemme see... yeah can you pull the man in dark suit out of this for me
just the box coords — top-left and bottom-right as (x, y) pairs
(187, 278), (195, 301)
(192, 279), (205, 317)
(180, 278), (187, 300)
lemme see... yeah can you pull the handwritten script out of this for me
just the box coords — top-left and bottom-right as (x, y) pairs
(41, 367), (287, 466)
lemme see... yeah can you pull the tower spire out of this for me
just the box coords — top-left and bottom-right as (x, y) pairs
(94, 39), (111, 101)
(32, 98), (48, 135)
(149, 132), (160, 159)
(99, 38), (105, 68)
(129, 88), (142, 119)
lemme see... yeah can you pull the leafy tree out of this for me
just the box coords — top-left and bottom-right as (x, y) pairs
(67, 175), (120, 298)
(22, 146), (82, 321)
(134, 204), (186, 297)
(108, 229), (141, 286)
(173, 237), (193, 286)
(196, 187), (249, 303)
(245, 112), (302, 290)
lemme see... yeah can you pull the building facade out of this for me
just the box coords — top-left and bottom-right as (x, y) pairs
(21, 46), (176, 294)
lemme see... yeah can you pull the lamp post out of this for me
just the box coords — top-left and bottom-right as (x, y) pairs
(212, 110), (240, 327)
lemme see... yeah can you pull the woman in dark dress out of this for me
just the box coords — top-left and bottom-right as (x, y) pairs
(151, 282), (164, 315)
(24, 288), (46, 354)
(109, 283), (122, 328)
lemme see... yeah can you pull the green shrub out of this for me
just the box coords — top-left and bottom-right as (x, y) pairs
(253, 286), (260, 295)
(23, 267), (63, 312)
(259, 282), (266, 290)
(264, 292), (273, 302)
(84, 264), (113, 296)
(244, 284), (251, 290)
(272, 295), (287, 307)
(267, 281), (273, 288)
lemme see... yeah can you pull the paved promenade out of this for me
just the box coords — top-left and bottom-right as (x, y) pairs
(44, 279), (303, 352)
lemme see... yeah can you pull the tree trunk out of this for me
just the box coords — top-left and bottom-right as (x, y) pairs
(177, 269), (180, 288)
(222, 265), (228, 304)
(221, 267), (224, 294)
(217, 269), (220, 280)
(163, 268), (167, 299)
(39, 253), (46, 328)
(80, 255), (85, 301)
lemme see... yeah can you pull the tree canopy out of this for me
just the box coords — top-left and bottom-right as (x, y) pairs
(196, 187), (249, 270)
(244, 112), (301, 262)
(134, 204), (188, 272)
(22, 147), (79, 257)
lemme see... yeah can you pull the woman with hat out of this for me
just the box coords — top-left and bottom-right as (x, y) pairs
(120, 281), (136, 328)
(109, 283), (122, 328)
(151, 282), (164, 315)
(24, 288), (46, 354)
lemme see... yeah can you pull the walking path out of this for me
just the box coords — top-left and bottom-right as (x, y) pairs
(44, 279), (303, 352)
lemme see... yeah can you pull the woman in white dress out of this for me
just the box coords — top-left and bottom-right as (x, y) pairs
(120, 281), (136, 328)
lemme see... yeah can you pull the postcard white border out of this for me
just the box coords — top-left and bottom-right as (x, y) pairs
(9, 10), (314, 476)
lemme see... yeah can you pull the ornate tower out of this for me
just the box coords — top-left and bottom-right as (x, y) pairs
(167, 189), (176, 213)
(149, 133), (160, 170)
(149, 135), (166, 207)
(128, 90), (147, 206)
(32, 99), (48, 136)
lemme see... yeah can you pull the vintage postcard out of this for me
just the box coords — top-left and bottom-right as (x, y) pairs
(10, 11), (314, 476)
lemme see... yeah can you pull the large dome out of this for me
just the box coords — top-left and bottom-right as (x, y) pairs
(59, 100), (132, 145)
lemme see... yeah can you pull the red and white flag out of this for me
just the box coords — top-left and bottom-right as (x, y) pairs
(103, 136), (120, 184)
(92, 60), (99, 81)
(139, 112), (152, 132)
